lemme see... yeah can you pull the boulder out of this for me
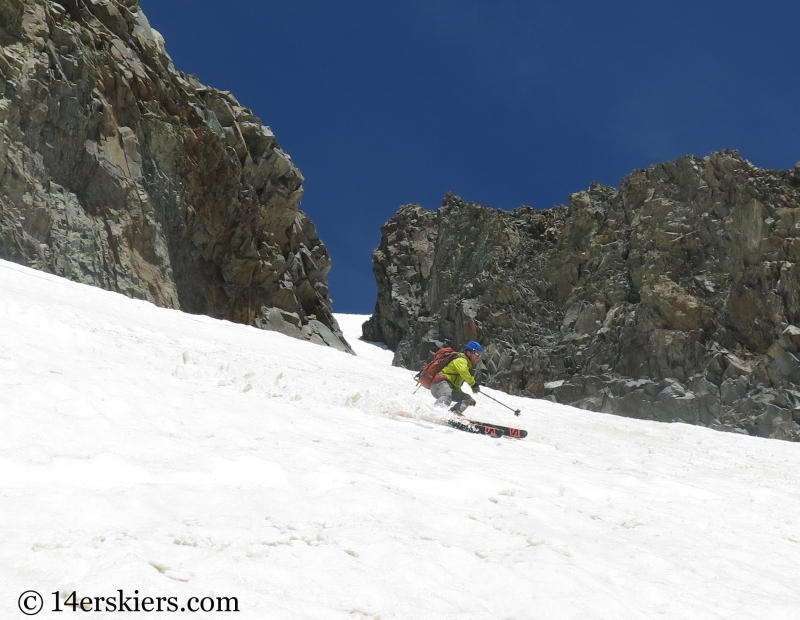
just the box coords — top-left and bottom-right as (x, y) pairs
(367, 151), (800, 440)
(0, 0), (350, 352)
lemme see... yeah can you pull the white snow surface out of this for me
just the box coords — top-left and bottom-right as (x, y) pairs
(2, 258), (800, 619)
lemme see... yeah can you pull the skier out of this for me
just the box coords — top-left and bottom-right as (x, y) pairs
(430, 341), (483, 415)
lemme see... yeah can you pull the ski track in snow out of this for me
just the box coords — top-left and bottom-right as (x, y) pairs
(1, 258), (800, 619)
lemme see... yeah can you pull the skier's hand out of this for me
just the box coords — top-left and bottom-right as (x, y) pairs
(472, 384), (480, 393)
(470, 399), (477, 407)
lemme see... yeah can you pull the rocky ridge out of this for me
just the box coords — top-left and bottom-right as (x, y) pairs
(364, 151), (800, 440)
(0, 0), (350, 351)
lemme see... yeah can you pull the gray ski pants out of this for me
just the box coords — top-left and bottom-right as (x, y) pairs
(431, 380), (474, 414)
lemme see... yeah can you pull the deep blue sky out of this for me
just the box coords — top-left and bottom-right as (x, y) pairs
(140, 0), (800, 313)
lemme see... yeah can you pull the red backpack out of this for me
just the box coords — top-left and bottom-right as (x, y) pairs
(416, 347), (460, 389)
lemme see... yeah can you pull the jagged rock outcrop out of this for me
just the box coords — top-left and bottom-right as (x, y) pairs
(365, 151), (800, 440)
(0, 0), (350, 351)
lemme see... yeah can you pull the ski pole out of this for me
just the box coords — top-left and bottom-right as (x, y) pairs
(480, 391), (521, 416)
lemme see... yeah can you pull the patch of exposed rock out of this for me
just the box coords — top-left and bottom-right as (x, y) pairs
(0, 0), (350, 351)
(364, 151), (800, 440)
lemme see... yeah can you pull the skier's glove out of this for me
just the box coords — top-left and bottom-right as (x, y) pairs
(472, 384), (480, 393)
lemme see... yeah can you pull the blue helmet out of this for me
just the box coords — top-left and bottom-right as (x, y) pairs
(464, 341), (483, 354)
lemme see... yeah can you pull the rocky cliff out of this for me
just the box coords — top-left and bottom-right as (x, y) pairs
(0, 0), (350, 351)
(364, 151), (800, 440)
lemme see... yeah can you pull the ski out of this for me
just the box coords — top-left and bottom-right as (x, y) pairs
(446, 417), (505, 438)
(446, 414), (528, 439)
(390, 411), (526, 439)
(471, 421), (528, 439)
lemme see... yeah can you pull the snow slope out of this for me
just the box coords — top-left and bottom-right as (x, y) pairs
(2, 258), (800, 619)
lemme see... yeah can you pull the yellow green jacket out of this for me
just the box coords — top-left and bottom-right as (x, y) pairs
(437, 354), (477, 392)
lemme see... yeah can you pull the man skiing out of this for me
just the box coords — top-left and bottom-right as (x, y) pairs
(430, 341), (483, 414)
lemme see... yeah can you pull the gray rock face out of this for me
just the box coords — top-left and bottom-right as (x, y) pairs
(366, 152), (800, 440)
(0, 0), (350, 352)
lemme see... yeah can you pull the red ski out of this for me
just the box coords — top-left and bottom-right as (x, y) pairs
(390, 411), (526, 439)
(474, 422), (528, 439)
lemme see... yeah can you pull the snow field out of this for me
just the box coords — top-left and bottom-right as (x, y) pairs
(1, 259), (800, 619)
